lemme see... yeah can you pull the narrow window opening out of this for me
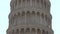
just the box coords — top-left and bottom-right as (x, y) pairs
(41, 13), (44, 18)
(16, 29), (19, 34)
(37, 12), (40, 15)
(26, 28), (30, 32)
(37, 29), (41, 34)
(22, 11), (25, 16)
(32, 11), (35, 14)
(20, 28), (24, 34)
(32, 28), (35, 32)
(21, 28), (24, 32)
(27, 11), (30, 15)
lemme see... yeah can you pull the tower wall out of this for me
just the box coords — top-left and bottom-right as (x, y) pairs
(7, 0), (53, 34)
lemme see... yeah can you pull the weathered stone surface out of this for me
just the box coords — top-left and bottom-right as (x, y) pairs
(7, 0), (54, 34)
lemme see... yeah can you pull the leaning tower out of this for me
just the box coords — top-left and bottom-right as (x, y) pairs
(7, 0), (54, 34)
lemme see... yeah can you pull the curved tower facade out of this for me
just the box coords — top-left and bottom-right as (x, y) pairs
(7, 0), (54, 34)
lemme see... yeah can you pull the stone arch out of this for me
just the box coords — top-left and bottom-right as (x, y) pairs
(26, 28), (30, 32)
(32, 11), (35, 15)
(26, 11), (30, 15)
(31, 28), (35, 34)
(22, 11), (25, 16)
(37, 12), (40, 15)
(15, 13), (18, 16)
(20, 28), (24, 34)
(16, 29), (19, 34)
(13, 13), (18, 17)
(41, 13), (44, 18)
(26, 28), (30, 34)
(37, 29), (41, 34)
(32, 28), (35, 32)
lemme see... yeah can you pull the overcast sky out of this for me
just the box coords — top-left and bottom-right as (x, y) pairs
(0, 0), (60, 34)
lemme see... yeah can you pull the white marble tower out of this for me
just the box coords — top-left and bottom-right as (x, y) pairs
(7, 0), (54, 34)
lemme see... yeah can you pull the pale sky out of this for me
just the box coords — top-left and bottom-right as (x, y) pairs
(0, 0), (60, 34)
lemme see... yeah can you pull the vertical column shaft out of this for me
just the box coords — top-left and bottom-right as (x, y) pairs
(21, 0), (22, 8)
